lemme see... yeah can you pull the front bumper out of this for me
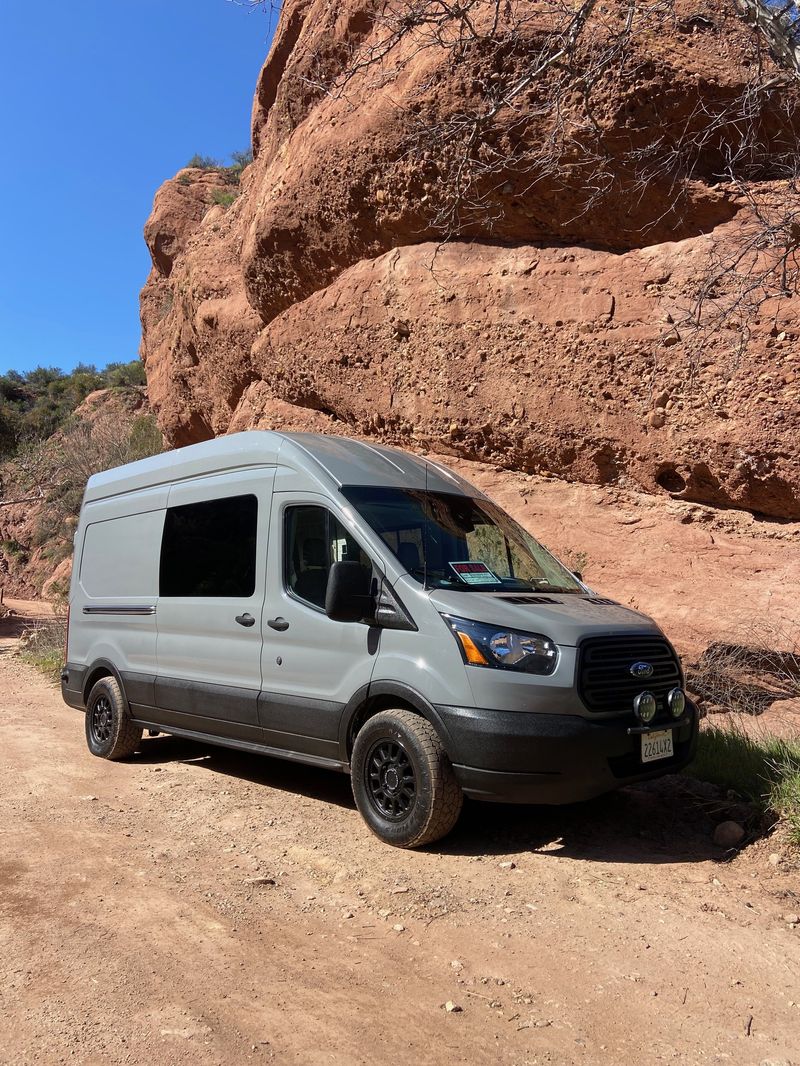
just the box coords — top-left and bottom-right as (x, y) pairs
(434, 702), (699, 804)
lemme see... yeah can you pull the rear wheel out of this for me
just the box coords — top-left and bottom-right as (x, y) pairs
(351, 709), (463, 848)
(85, 676), (142, 760)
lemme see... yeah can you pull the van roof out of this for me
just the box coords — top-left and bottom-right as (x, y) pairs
(84, 431), (482, 503)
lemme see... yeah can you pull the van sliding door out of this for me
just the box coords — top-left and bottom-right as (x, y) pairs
(153, 469), (274, 742)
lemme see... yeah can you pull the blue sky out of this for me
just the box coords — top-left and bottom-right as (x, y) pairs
(0, 1), (276, 375)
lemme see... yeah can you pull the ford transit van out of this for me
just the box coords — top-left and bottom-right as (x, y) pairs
(62, 432), (698, 847)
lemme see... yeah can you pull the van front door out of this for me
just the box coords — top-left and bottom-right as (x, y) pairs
(154, 469), (274, 742)
(259, 492), (380, 762)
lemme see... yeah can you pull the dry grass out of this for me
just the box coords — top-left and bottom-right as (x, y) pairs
(687, 621), (800, 716)
(18, 617), (68, 684)
(686, 622), (800, 844)
(689, 718), (800, 844)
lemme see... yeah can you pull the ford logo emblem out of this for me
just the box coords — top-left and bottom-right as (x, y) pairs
(630, 661), (654, 679)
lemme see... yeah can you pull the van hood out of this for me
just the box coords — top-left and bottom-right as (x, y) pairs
(427, 590), (664, 648)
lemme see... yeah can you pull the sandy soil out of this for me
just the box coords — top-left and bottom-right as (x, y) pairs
(1, 600), (799, 1066)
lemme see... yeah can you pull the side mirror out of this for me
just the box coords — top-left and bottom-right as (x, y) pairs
(325, 561), (373, 623)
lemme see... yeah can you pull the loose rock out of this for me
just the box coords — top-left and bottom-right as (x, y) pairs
(713, 821), (745, 849)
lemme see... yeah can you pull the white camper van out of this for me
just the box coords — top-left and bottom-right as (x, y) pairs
(62, 432), (697, 847)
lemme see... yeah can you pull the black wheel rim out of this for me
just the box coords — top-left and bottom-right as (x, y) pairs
(364, 739), (416, 821)
(90, 695), (113, 743)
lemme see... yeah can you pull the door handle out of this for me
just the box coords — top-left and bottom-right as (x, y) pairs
(235, 613), (256, 628)
(267, 616), (290, 632)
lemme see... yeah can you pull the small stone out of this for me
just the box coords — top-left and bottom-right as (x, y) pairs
(499, 861), (516, 870)
(768, 853), (783, 866)
(392, 923), (405, 932)
(391, 886), (410, 894)
(342, 910), (355, 919)
(444, 1001), (463, 1013)
(713, 821), (745, 849)
(648, 409), (667, 429)
(784, 913), (800, 926)
(244, 876), (276, 886)
(450, 960), (463, 972)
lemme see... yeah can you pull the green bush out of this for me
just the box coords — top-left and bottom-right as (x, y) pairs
(186, 149), (252, 186)
(211, 188), (239, 208)
(186, 153), (222, 169)
(105, 361), (146, 388)
(0, 360), (147, 460)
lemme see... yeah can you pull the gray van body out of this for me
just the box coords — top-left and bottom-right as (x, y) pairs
(62, 431), (697, 804)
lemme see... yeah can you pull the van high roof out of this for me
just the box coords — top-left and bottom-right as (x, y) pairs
(84, 431), (482, 503)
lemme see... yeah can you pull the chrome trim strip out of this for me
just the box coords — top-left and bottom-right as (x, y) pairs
(82, 605), (156, 616)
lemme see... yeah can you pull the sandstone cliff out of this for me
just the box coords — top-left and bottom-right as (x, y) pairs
(140, 0), (800, 519)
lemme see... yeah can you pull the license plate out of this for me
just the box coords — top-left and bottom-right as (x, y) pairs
(641, 729), (674, 764)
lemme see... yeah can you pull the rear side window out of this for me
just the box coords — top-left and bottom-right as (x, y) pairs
(160, 494), (257, 597)
(284, 505), (371, 610)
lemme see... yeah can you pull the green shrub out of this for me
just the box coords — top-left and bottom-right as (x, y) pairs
(0, 360), (149, 460)
(105, 361), (146, 388)
(186, 153), (222, 169)
(186, 149), (252, 185)
(0, 538), (27, 558)
(211, 188), (239, 208)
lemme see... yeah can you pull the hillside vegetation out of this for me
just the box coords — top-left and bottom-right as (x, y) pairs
(0, 361), (162, 597)
(0, 361), (146, 459)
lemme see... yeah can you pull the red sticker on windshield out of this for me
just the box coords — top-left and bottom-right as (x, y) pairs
(449, 560), (500, 585)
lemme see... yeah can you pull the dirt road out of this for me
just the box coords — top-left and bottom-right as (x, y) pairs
(1, 603), (799, 1066)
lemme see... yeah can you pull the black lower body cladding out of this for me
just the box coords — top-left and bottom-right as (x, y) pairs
(62, 663), (698, 807)
(436, 703), (699, 804)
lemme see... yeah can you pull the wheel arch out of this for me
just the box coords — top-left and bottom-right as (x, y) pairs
(82, 659), (127, 706)
(339, 680), (456, 762)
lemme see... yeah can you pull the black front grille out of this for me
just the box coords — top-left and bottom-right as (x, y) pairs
(578, 635), (682, 716)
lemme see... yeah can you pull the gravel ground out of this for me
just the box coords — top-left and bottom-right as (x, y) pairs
(1, 602), (799, 1065)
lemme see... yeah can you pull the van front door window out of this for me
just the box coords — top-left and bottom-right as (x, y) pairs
(284, 506), (371, 610)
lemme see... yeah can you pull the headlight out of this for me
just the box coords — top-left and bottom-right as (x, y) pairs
(442, 615), (558, 675)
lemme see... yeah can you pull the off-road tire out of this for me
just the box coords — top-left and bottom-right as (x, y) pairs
(351, 708), (463, 848)
(85, 676), (142, 760)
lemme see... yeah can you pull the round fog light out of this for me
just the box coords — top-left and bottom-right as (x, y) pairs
(634, 691), (657, 724)
(667, 688), (686, 719)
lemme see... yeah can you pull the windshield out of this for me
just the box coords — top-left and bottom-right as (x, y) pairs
(341, 486), (583, 593)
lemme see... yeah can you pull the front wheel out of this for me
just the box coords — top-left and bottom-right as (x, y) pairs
(351, 709), (463, 848)
(85, 676), (142, 759)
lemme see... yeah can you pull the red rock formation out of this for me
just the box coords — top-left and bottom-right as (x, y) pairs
(140, 0), (800, 518)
